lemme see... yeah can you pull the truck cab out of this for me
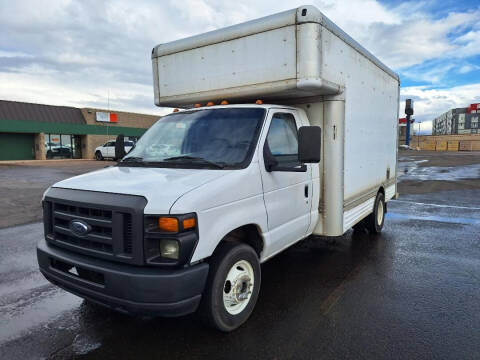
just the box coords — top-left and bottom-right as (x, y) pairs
(37, 5), (399, 332)
(38, 103), (321, 330)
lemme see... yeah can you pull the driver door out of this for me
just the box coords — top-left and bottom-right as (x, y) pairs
(259, 110), (312, 257)
(104, 141), (114, 158)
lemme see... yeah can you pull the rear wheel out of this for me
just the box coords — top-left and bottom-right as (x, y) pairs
(95, 151), (103, 161)
(200, 241), (261, 332)
(365, 192), (385, 234)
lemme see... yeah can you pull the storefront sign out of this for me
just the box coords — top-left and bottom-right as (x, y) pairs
(95, 112), (118, 123)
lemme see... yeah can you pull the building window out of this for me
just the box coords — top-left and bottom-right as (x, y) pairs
(45, 134), (82, 159)
(471, 116), (478, 129)
(458, 114), (465, 130)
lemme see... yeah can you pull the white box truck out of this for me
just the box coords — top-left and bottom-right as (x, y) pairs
(38, 5), (399, 332)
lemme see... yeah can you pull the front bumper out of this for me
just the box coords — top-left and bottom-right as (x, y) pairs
(37, 239), (209, 317)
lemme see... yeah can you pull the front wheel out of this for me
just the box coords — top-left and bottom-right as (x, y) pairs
(200, 241), (261, 332)
(365, 192), (385, 234)
(95, 151), (103, 161)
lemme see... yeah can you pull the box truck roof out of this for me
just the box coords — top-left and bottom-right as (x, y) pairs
(152, 5), (399, 107)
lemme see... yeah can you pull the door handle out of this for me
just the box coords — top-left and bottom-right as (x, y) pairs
(304, 184), (309, 198)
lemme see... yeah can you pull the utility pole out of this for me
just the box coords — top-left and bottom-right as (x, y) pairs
(417, 121), (422, 147)
(405, 99), (414, 146)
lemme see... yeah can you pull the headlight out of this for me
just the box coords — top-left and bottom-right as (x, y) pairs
(144, 213), (198, 267)
(160, 239), (179, 259)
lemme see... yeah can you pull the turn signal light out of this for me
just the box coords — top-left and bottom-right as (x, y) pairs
(194, 103), (202, 108)
(158, 217), (179, 232)
(255, 99), (263, 105)
(183, 217), (196, 230)
(206, 101), (215, 106)
(220, 100), (229, 105)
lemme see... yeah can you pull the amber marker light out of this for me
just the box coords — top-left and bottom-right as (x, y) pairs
(206, 101), (215, 106)
(173, 108), (179, 112)
(220, 100), (229, 105)
(158, 217), (179, 232)
(194, 103), (202, 108)
(183, 217), (196, 230)
(255, 99), (263, 105)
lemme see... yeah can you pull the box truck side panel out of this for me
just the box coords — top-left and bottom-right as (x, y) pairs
(320, 27), (399, 205)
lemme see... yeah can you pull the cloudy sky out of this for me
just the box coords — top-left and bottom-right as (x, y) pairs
(1, 0), (479, 133)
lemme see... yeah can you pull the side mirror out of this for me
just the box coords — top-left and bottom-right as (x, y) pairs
(115, 134), (126, 160)
(298, 126), (321, 163)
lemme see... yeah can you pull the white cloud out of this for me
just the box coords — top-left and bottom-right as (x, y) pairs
(453, 30), (480, 58)
(401, 64), (456, 84)
(0, 0), (479, 121)
(400, 83), (480, 127)
(457, 63), (480, 74)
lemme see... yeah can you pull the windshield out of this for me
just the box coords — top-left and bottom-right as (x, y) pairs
(121, 107), (265, 169)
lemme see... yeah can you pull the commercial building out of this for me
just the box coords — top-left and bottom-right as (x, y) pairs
(0, 100), (159, 160)
(432, 103), (480, 135)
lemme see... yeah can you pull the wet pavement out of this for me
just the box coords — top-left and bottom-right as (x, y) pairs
(1, 153), (480, 359)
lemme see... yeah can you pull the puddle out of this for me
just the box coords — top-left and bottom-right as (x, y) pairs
(398, 163), (480, 181)
(397, 159), (427, 176)
(0, 286), (82, 344)
(72, 333), (102, 355)
(387, 212), (480, 226)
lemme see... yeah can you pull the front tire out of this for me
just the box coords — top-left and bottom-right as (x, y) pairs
(95, 151), (103, 161)
(365, 192), (385, 234)
(200, 241), (261, 332)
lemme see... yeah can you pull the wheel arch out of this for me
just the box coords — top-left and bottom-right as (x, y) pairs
(213, 224), (264, 258)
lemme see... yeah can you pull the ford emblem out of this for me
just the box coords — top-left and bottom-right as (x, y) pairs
(70, 220), (91, 237)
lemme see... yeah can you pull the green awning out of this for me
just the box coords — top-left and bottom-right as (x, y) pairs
(0, 119), (148, 136)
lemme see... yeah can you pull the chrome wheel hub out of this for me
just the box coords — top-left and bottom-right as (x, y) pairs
(223, 260), (254, 315)
(377, 200), (384, 225)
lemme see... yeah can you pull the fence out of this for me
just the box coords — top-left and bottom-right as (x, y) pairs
(410, 134), (480, 151)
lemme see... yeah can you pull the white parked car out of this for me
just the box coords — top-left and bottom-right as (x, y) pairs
(95, 140), (134, 160)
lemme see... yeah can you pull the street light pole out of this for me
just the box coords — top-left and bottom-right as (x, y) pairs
(418, 121), (422, 147)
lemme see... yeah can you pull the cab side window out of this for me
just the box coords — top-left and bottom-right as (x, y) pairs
(266, 113), (299, 166)
(105, 141), (115, 147)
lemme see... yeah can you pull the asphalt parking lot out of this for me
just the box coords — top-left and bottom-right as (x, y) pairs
(1, 152), (479, 359)
(0, 160), (109, 229)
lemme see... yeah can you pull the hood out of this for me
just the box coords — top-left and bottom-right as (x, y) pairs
(53, 166), (232, 214)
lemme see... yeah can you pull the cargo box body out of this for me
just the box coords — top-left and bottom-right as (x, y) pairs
(152, 5), (400, 236)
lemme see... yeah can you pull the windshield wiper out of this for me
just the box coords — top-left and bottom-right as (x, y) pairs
(163, 155), (226, 169)
(119, 157), (145, 166)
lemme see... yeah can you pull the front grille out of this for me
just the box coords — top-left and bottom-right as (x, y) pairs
(53, 202), (115, 252)
(123, 213), (133, 254)
(49, 202), (116, 255)
(43, 188), (147, 265)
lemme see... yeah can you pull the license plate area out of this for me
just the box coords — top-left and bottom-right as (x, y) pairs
(50, 258), (105, 286)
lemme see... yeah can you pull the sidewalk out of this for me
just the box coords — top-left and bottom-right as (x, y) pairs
(0, 158), (99, 166)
